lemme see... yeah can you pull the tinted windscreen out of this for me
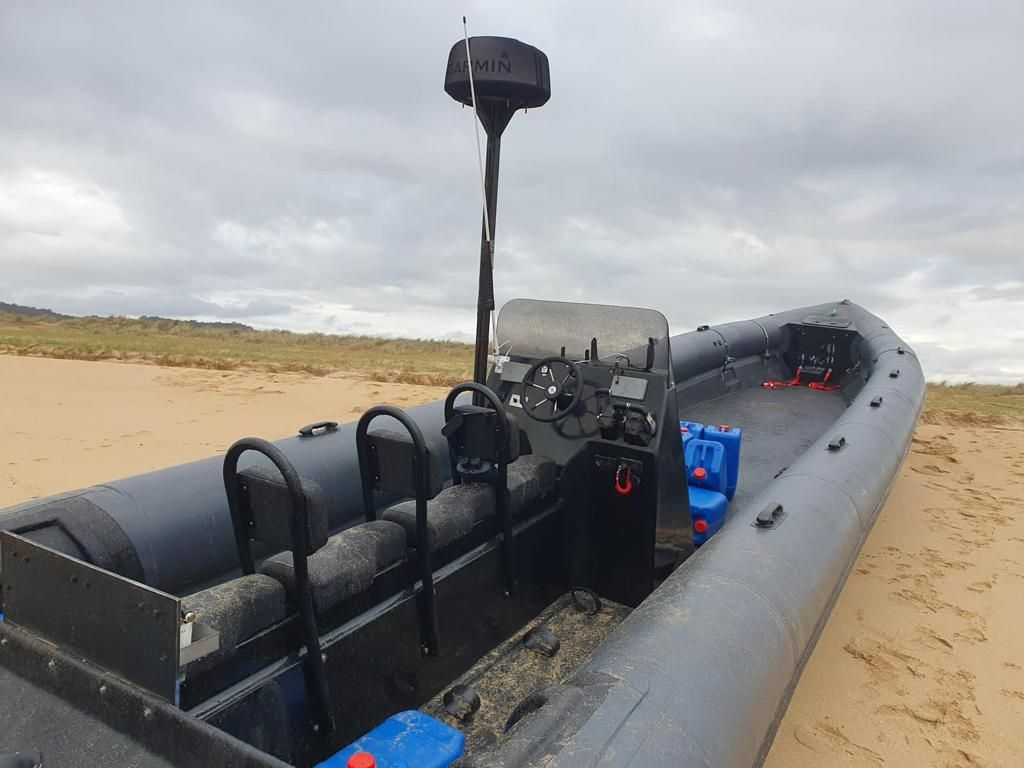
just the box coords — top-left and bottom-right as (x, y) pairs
(496, 299), (672, 379)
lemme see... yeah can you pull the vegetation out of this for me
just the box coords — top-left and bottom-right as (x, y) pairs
(2, 310), (1021, 413)
(925, 382), (1024, 421)
(0, 312), (474, 386)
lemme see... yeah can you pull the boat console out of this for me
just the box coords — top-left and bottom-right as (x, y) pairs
(487, 299), (692, 598)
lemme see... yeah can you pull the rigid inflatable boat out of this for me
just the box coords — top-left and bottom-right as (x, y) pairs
(0, 36), (924, 768)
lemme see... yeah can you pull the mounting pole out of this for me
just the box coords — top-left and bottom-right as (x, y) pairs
(471, 104), (514, 388)
(444, 35), (551, 389)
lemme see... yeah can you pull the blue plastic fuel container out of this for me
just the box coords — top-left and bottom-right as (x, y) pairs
(679, 421), (705, 439)
(679, 421), (705, 454)
(703, 424), (742, 499)
(316, 711), (464, 768)
(689, 485), (728, 547)
(685, 438), (728, 495)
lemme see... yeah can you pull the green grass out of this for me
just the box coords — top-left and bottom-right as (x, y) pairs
(0, 312), (474, 386)
(3, 312), (1022, 416)
(925, 382), (1024, 420)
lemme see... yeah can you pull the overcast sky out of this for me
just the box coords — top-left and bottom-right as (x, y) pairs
(1, 2), (1022, 382)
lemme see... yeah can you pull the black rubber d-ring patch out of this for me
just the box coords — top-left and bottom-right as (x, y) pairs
(570, 587), (602, 615)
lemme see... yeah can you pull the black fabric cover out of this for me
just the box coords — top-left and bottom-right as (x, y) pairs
(506, 455), (557, 514)
(258, 521), (406, 614)
(383, 483), (496, 550)
(238, 467), (329, 554)
(182, 574), (286, 653)
(505, 412), (523, 462)
(367, 429), (444, 499)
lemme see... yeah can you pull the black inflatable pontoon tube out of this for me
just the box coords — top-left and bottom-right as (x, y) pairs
(0, 401), (455, 593)
(466, 301), (925, 768)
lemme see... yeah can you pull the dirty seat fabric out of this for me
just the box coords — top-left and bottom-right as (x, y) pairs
(506, 455), (558, 514)
(259, 520), (407, 614)
(382, 483), (497, 551)
(183, 573), (286, 652)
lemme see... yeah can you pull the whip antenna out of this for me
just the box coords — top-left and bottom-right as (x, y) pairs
(463, 18), (492, 250)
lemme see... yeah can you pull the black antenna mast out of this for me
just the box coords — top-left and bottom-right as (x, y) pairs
(444, 28), (550, 388)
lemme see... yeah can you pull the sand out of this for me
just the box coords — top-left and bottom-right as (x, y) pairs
(765, 413), (1024, 767)
(0, 355), (448, 505)
(2, 355), (1023, 764)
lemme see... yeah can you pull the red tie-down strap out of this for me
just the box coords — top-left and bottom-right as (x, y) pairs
(762, 366), (805, 390)
(808, 368), (840, 391)
(763, 366), (841, 393)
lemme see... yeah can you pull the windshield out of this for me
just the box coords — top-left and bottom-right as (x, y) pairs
(495, 299), (672, 381)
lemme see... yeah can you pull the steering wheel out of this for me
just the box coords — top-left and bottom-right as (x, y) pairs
(520, 356), (584, 424)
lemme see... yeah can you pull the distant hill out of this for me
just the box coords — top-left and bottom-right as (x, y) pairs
(0, 301), (72, 320)
(0, 301), (253, 331)
(137, 316), (254, 331)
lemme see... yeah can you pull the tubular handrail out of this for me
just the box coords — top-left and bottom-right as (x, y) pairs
(222, 437), (334, 735)
(443, 382), (516, 595)
(355, 406), (441, 656)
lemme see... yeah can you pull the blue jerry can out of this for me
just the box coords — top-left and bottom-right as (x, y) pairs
(317, 710), (464, 768)
(689, 486), (728, 547)
(679, 420), (705, 439)
(703, 424), (742, 500)
(685, 438), (728, 495)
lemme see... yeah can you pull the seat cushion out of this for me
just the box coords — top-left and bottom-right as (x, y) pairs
(183, 573), (286, 652)
(259, 520), (407, 614)
(382, 483), (496, 551)
(506, 455), (558, 514)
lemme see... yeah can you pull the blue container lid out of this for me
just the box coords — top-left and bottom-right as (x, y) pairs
(316, 711), (464, 768)
(679, 420), (705, 438)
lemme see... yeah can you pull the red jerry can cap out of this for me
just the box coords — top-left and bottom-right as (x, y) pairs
(718, 424), (732, 431)
(348, 753), (377, 768)
(692, 467), (707, 480)
(693, 519), (709, 534)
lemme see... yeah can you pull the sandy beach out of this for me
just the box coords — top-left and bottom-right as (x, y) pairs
(2, 354), (1022, 765)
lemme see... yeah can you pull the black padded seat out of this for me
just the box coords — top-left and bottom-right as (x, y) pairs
(383, 483), (496, 551)
(506, 455), (558, 515)
(259, 520), (407, 614)
(183, 574), (286, 655)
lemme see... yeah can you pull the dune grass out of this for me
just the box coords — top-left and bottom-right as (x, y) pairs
(3, 313), (1022, 413)
(924, 382), (1024, 421)
(0, 312), (474, 386)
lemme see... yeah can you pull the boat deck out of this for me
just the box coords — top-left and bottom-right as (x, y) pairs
(681, 385), (850, 513)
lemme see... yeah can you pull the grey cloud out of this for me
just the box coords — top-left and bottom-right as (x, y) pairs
(1, 1), (1022, 380)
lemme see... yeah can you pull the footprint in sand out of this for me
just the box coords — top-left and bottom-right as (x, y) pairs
(914, 625), (954, 651)
(792, 720), (884, 764)
(912, 435), (957, 458)
(966, 578), (996, 593)
(913, 464), (948, 476)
